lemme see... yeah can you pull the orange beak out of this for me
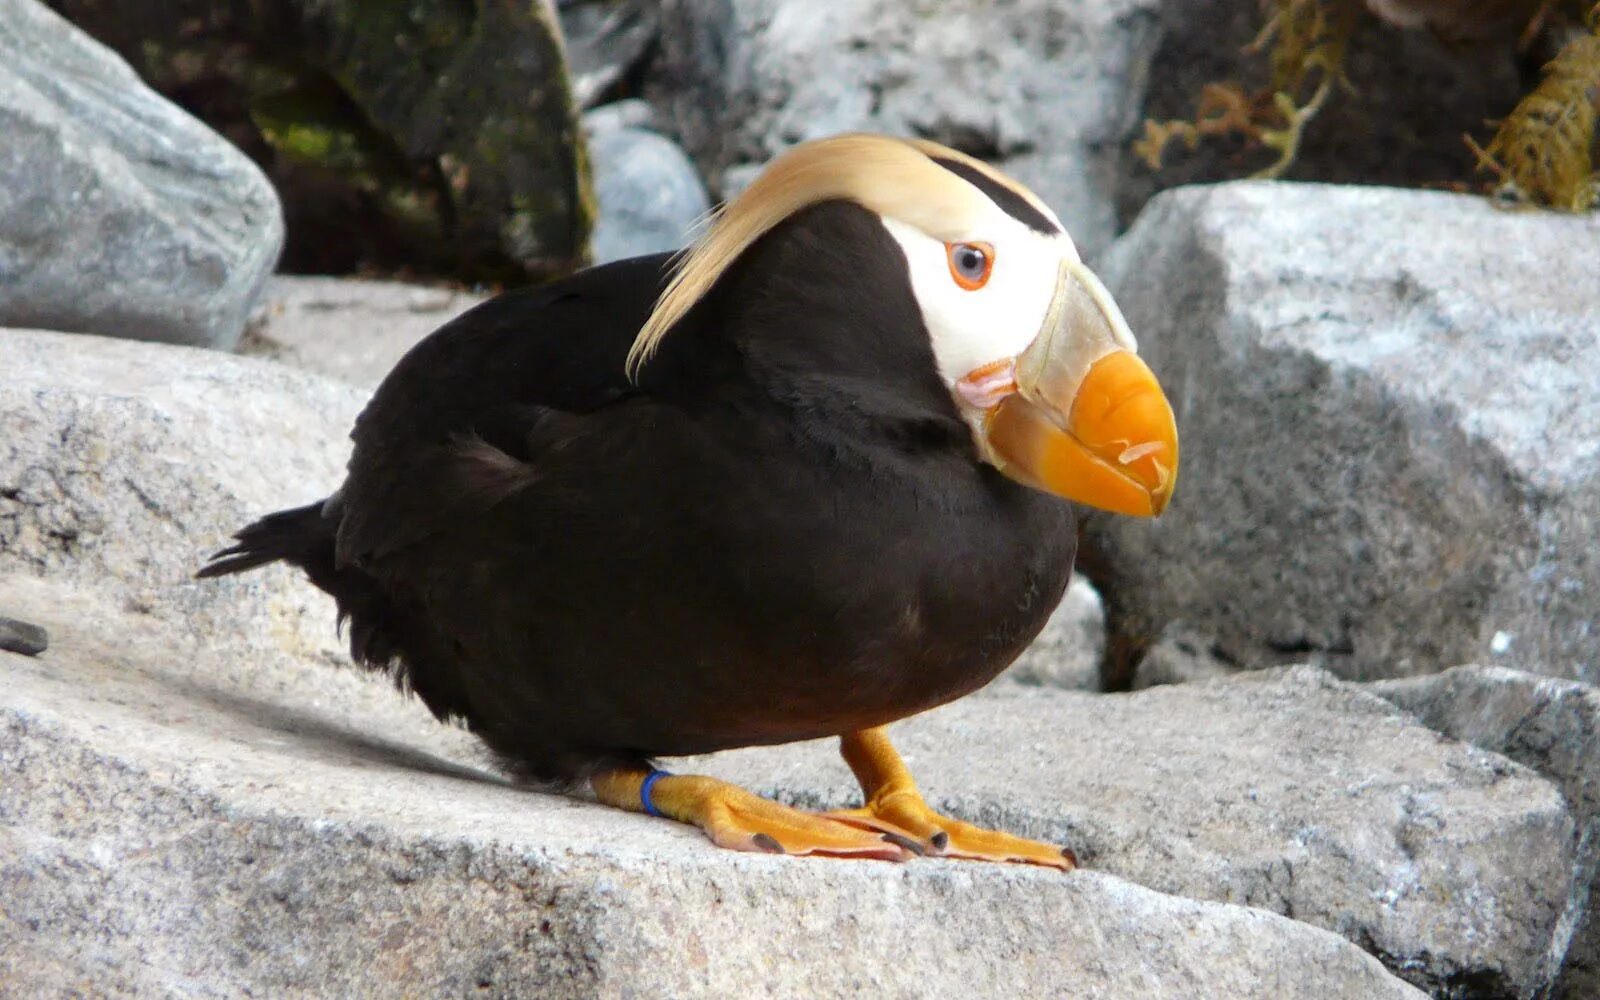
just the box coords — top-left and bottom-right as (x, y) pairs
(969, 261), (1178, 517)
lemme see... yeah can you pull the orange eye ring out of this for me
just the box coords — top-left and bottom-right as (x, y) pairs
(946, 241), (995, 291)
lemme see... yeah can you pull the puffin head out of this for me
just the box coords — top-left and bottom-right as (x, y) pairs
(628, 134), (1178, 517)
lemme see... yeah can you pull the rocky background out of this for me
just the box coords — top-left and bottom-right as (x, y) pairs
(2, 1), (1598, 997)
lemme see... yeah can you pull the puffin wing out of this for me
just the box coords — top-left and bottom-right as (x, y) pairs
(331, 253), (672, 568)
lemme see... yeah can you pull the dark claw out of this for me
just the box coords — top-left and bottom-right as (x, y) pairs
(751, 832), (784, 853)
(929, 830), (950, 852)
(1061, 847), (1079, 867)
(880, 832), (925, 856)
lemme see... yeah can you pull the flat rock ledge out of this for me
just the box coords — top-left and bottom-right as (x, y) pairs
(1, 580), (1421, 1000)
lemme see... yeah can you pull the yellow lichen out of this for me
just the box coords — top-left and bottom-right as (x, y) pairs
(1465, 12), (1600, 211)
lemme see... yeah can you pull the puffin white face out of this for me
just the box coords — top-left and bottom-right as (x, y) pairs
(878, 213), (1104, 391)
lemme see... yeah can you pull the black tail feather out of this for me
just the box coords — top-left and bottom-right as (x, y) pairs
(198, 500), (470, 723)
(197, 502), (331, 579)
(198, 500), (392, 660)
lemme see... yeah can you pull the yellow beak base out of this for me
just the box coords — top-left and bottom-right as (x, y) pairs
(984, 350), (1178, 517)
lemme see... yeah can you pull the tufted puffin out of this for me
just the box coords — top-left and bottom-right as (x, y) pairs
(201, 134), (1178, 868)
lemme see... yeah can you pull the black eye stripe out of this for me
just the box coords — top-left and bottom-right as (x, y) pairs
(927, 156), (1061, 236)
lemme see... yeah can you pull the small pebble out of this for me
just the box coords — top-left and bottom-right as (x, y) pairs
(0, 616), (49, 656)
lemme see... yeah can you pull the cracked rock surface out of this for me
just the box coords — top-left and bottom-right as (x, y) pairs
(1371, 666), (1600, 1000)
(1085, 182), (1600, 686)
(0, 327), (361, 658)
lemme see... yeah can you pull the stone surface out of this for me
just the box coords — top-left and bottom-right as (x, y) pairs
(0, 581), (1426, 999)
(582, 97), (659, 135)
(1370, 666), (1600, 999)
(1131, 620), (1241, 690)
(1086, 182), (1600, 686)
(1120, 0), (1526, 225)
(585, 122), (711, 264)
(0, 0), (282, 350)
(561, 0), (661, 108)
(0, 615), (48, 656)
(701, 667), (1579, 998)
(242, 277), (486, 389)
(646, 0), (1162, 257)
(0, 327), (362, 656)
(999, 576), (1106, 691)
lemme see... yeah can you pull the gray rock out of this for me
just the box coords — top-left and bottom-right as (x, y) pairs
(0, 614), (48, 655)
(561, 0), (661, 108)
(0, 0), (282, 350)
(586, 124), (711, 263)
(0, 326), (362, 656)
(243, 276), (486, 390)
(0, 575), (1426, 1000)
(582, 97), (658, 135)
(702, 667), (1578, 998)
(1132, 620), (1241, 689)
(647, 0), (1162, 256)
(1086, 182), (1600, 685)
(1370, 666), (1600, 999)
(1000, 575), (1106, 690)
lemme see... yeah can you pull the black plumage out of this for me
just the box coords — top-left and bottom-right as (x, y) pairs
(203, 200), (1075, 783)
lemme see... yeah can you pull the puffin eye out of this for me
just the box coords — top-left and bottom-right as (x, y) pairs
(946, 241), (994, 291)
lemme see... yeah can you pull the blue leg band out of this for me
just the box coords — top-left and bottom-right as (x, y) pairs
(640, 769), (671, 818)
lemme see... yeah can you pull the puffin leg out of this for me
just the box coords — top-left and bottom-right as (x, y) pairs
(824, 726), (1076, 870)
(590, 768), (917, 861)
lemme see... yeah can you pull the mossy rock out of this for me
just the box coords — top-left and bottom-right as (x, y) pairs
(51, 0), (593, 282)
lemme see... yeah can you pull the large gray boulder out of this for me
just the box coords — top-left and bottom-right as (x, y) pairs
(706, 667), (1581, 998)
(0, 327), (361, 652)
(1, 576), (1425, 1000)
(0, 0), (282, 350)
(646, 0), (1162, 257)
(0, 327), (1530, 998)
(1086, 182), (1600, 686)
(561, 0), (661, 109)
(1371, 666), (1600, 1000)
